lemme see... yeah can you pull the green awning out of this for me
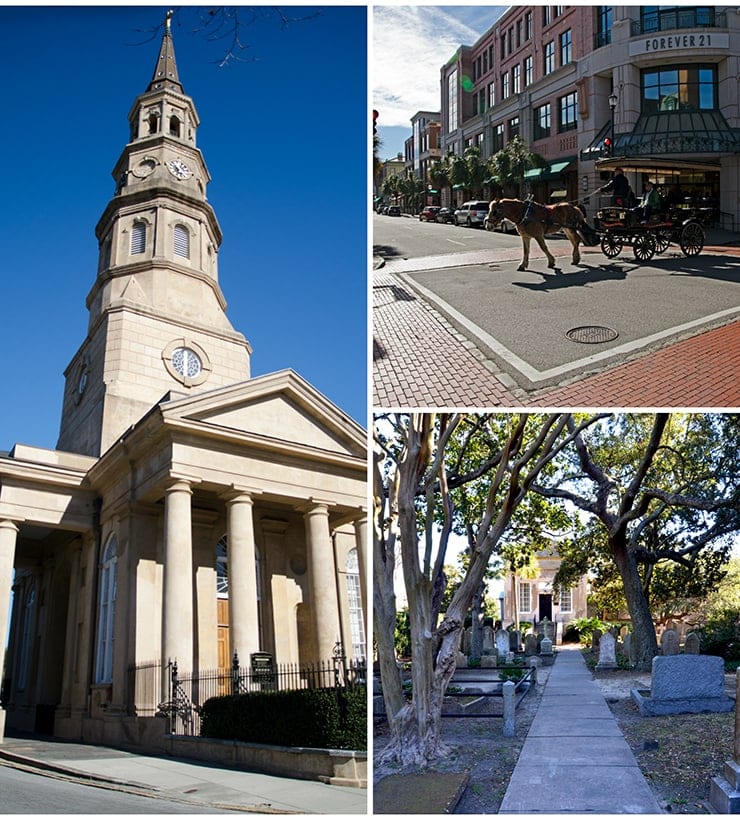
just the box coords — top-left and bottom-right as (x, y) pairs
(452, 183), (465, 190)
(525, 157), (576, 180)
(549, 158), (576, 175)
(524, 167), (545, 179)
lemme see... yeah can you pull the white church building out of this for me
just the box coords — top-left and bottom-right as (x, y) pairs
(0, 19), (367, 748)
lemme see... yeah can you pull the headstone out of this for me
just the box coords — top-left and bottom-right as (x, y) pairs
(482, 625), (495, 653)
(505, 651), (514, 664)
(509, 630), (521, 652)
(524, 634), (538, 656)
(496, 629), (510, 659)
(541, 617), (553, 639)
(455, 651), (467, 668)
(502, 680), (515, 737)
(661, 628), (679, 655)
(591, 629), (602, 650)
(480, 656), (497, 668)
(631, 655), (734, 716)
(595, 630), (617, 670)
(709, 670), (740, 812)
(623, 633), (635, 663)
(540, 637), (553, 656)
(684, 632), (700, 654)
(462, 627), (472, 655)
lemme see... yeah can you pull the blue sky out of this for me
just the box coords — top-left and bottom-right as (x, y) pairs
(0, 5), (367, 452)
(374, 5), (505, 159)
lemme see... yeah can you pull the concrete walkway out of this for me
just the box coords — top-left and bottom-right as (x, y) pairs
(0, 734), (367, 814)
(500, 646), (663, 814)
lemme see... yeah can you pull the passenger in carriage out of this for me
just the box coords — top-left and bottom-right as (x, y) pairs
(638, 181), (662, 223)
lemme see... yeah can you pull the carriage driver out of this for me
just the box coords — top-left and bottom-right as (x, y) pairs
(600, 167), (630, 206)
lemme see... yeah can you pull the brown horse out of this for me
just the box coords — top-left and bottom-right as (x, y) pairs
(485, 198), (595, 271)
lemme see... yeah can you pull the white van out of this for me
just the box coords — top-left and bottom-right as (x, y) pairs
(454, 200), (490, 227)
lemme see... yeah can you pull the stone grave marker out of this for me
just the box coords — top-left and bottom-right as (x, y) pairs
(595, 630), (617, 670)
(661, 627), (679, 655)
(482, 625), (495, 654)
(496, 628), (510, 659)
(591, 628), (602, 650)
(631, 654), (734, 716)
(684, 632), (700, 654)
(509, 629), (521, 652)
(524, 633), (538, 656)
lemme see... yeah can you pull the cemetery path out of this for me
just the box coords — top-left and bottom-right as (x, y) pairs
(499, 645), (664, 814)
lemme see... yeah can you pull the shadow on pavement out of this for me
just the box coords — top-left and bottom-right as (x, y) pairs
(373, 244), (404, 259)
(513, 263), (630, 292)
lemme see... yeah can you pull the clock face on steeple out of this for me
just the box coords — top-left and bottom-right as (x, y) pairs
(167, 158), (191, 180)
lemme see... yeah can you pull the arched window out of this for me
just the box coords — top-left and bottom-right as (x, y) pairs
(17, 580), (36, 692)
(148, 113), (159, 134)
(95, 534), (117, 683)
(173, 224), (190, 259)
(130, 221), (146, 255)
(169, 115), (181, 137)
(346, 549), (366, 659)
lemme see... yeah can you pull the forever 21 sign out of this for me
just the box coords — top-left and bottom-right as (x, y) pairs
(629, 30), (729, 56)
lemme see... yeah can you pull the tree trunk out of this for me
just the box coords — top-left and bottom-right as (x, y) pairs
(469, 580), (485, 661)
(611, 536), (659, 670)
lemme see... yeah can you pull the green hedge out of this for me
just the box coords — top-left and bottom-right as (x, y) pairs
(200, 686), (367, 751)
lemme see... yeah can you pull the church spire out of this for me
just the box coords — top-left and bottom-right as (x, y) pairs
(148, 10), (183, 94)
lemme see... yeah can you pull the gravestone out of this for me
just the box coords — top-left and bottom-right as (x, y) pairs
(540, 617), (553, 639)
(540, 637), (553, 656)
(591, 629), (602, 651)
(524, 634), (538, 656)
(595, 630), (617, 670)
(709, 670), (740, 812)
(496, 629), (510, 659)
(661, 627), (679, 655)
(482, 625), (495, 654)
(462, 627), (472, 655)
(631, 654), (734, 716)
(509, 630), (521, 652)
(623, 633), (637, 664)
(684, 632), (700, 655)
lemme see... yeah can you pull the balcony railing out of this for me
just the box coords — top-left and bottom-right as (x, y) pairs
(631, 7), (726, 36)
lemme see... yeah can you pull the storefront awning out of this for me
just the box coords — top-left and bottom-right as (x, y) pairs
(596, 156), (722, 174)
(524, 157), (576, 180)
(619, 110), (740, 156)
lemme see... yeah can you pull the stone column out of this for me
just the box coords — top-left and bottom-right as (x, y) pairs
(352, 514), (368, 630)
(59, 543), (82, 715)
(0, 520), (19, 740)
(225, 492), (260, 664)
(161, 480), (193, 693)
(304, 503), (340, 662)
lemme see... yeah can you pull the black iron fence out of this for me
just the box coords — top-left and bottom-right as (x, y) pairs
(128, 645), (366, 736)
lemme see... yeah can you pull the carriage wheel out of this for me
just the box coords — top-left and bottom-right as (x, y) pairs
(680, 222), (705, 257)
(600, 233), (623, 258)
(632, 233), (656, 262)
(654, 231), (670, 254)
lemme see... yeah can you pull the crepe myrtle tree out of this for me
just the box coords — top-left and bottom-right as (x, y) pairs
(373, 412), (605, 766)
(531, 413), (740, 671)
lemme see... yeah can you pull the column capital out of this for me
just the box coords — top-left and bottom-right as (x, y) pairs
(0, 520), (19, 534)
(163, 478), (193, 496)
(301, 499), (335, 517)
(220, 486), (262, 505)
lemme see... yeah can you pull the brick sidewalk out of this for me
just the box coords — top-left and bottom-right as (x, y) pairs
(373, 263), (739, 409)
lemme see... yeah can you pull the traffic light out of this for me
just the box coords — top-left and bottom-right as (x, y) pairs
(603, 137), (612, 157)
(373, 109), (379, 136)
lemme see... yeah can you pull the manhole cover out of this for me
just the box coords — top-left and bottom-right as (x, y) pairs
(566, 325), (619, 344)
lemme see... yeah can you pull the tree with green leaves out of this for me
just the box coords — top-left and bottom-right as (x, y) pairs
(428, 157), (451, 205)
(531, 413), (740, 670)
(488, 135), (546, 198)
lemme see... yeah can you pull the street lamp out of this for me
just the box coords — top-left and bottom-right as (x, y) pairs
(498, 589), (505, 623)
(608, 92), (619, 157)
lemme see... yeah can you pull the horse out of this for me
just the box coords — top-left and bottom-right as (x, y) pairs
(484, 198), (598, 271)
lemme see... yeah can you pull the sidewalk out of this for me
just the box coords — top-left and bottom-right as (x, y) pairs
(0, 734), (367, 814)
(499, 646), (662, 814)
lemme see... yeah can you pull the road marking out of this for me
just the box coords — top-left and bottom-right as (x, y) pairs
(445, 238), (466, 246)
(398, 271), (739, 385)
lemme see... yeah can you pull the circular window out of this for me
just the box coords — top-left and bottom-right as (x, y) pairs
(162, 338), (210, 386)
(172, 347), (202, 379)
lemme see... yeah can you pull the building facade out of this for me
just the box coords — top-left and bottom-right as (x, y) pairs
(438, 5), (740, 222)
(0, 20), (366, 747)
(404, 111), (442, 202)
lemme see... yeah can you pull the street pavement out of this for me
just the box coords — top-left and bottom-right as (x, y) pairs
(0, 734), (367, 814)
(373, 227), (739, 408)
(499, 646), (663, 814)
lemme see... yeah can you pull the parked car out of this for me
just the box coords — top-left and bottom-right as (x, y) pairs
(419, 206), (441, 222)
(436, 207), (456, 224)
(454, 200), (490, 227)
(387, 205), (401, 216)
(497, 216), (517, 233)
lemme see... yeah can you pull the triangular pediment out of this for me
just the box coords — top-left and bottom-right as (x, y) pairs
(159, 370), (366, 459)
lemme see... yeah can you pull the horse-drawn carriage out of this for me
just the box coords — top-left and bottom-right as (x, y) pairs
(594, 205), (705, 262)
(593, 157), (710, 262)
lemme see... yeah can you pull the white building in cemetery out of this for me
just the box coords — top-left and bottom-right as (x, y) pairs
(0, 19), (366, 747)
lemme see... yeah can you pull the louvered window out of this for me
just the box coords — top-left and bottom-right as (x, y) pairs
(174, 224), (190, 258)
(130, 221), (146, 255)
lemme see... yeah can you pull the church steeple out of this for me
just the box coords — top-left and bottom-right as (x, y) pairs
(147, 11), (183, 94)
(56, 16), (252, 457)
